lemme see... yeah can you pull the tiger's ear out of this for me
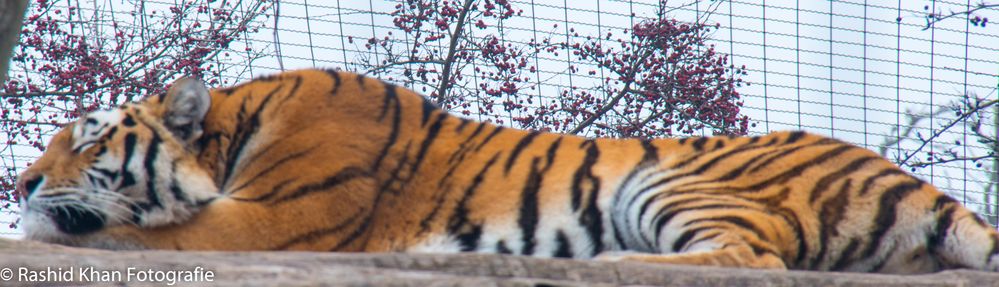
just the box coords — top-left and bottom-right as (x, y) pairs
(161, 77), (211, 143)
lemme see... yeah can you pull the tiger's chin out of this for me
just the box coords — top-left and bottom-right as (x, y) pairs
(23, 225), (155, 250)
(20, 196), (212, 250)
(20, 207), (134, 250)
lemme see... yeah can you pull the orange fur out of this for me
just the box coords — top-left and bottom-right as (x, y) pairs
(17, 69), (999, 273)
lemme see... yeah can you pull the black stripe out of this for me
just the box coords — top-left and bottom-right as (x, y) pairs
(411, 113), (448, 174)
(165, 161), (189, 203)
(473, 126), (504, 152)
(928, 206), (956, 254)
(860, 181), (925, 259)
(646, 201), (756, 246)
(417, 187), (451, 236)
(446, 123), (488, 165)
(639, 139), (659, 163)
(674, 144), (813, 189)
(122, 114), (136, 126)
(505, 131), (540, 174)
(84, 171), (100, 188)
(830, 238), (861, 271)
(650, 196), (711, 241)
(222, 84), (282, 186)
(92, 144), (107, 158)
(740, 143), (856, 191)
(545, 138), (562, 165)
(415, 138), (461, 236)
(572, 140), (604, 256)
(746, 144), (810, 174)
(139, 129), (165, 211)
(379, 83), (399, 121)
(518, 157), (544, 255)
(324, 69), (342, 95)
(644, 194), (713, 232)
(228, 147), (316, 194)
(421, 98), (439, 126)
(713, 139), (725, 150)
(857, 169), (909, 196)
(785, 131), (806, 144)
(265, 167), (369, 204)
(378, 142), (412, 195)
(571, 140), (598, 210)
(776, 205), (809, 266)
(194, 131), (222, 152)
(169, 178), (189, 203)
(456, 225), (483, 252)
(330, 211), (375, 252)
(682, 231), (724, 251)
(455, 118), (471, 133)
(274, 75), (304, 109)
(466, 122), (487, 139)
(438, 161), (463, 188)
(933, 195), (957, 211)
(252, 73), (280, 82)
(226, 127), (309, 187)
(496, 241), (512, 254)
(748, 241), (779, 257)
(691, 137), (708, 151)
(217, 87), (237, 96)
(655, 204), (758, 243)
(104, 126), (118, 140)
(626, 140), (791, 215)
(355, 73), (367, 88)
(681, 144), (856, 194)
(93, 173), (110, 189)
(372, 85), (402, 171)
(672, 226), (715, 252)
(554, 230), (574, 258)
(92, 167), (118, 181)
(119, 133), (138, 188)
(808, 156), (879, 203)
(683, 216), (769, 241)
(810, 179), (854, 268)
(272, 209), (362, 250)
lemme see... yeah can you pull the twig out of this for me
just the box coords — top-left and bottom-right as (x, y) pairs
(273, 0), (284, 71)
(433, 0), (476, 106)
(923, 3), (999, 30)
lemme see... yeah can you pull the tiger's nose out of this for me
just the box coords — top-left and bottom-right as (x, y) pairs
(16, 174), (44, 200)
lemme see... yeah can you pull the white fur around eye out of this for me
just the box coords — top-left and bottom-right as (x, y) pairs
(72, 110), (124, 152)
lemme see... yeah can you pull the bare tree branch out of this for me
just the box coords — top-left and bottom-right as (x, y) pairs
(0, 0), (29, 83)
(434, 0), (476, 106)
(923, 2), (998, 30)
(568, 49), (655, 134)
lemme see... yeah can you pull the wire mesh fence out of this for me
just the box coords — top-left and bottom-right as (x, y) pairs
(1, 0), (997, 238)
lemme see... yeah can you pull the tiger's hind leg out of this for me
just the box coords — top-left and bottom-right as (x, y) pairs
(597, 225), (788, 269)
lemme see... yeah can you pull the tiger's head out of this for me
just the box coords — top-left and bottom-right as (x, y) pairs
(16, 78), (220, 246)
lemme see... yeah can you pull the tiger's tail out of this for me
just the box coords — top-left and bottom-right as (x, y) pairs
(932, 195), (999, 271)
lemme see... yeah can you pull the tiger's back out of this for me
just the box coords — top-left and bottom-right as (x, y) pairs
(16, 69), (999, 274)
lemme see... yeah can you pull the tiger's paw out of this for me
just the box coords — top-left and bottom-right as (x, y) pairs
(593, 251), (647, 262)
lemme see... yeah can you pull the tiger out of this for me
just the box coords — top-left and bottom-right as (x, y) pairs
(14, 69), (999, 274)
